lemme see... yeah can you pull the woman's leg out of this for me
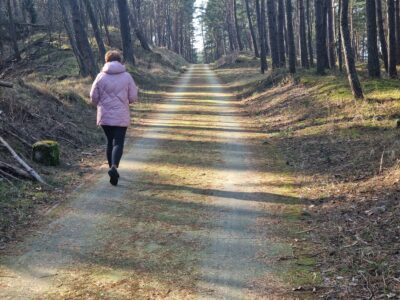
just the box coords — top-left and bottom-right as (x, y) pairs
(101, 125), (114, 168)
(111, 127), (127, 168)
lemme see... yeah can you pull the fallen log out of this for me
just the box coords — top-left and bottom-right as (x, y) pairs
(0, 135), (47, 185)
(0, 80), (13, 88)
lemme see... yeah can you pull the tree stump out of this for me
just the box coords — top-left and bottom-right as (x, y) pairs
(32, 140), (60, 166)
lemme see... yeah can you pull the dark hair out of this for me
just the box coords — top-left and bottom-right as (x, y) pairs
(105, 50), (122, 63)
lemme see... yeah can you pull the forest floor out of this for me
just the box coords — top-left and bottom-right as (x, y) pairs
(0, 65), (319, 299)
(214, 55), (400, 298)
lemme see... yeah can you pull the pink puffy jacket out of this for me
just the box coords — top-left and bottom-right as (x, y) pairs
(90, 61), (138, 127)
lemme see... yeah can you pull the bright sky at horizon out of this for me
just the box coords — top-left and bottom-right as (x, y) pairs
(194, 0), (208, 53)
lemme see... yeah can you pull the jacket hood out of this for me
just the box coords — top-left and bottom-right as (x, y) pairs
(102, 61), (126, 74)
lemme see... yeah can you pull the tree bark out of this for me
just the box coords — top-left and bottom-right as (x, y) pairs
(396, 0), (400, 63)
(286, 0), (296, 73)
(267, 0), (280, 68)
(117, 0), (135, 64)
(129, 0), (152, 51)
(256, 0), (267, 73)
(341, 0), (364, 99)
(234, 0), (244, 51)
(82, 0), (106, 62)
(388, 0), (398, 77)
(338, 0), (343, 72)
(299, 0), (309, 68)
(68, 0), (99, 78)
(306, 0), (314, 66)
(376, 0), (389, 72)
(327, 0), (336, 69)
(366, 0), (381, 77)
(6, 0), (21, 61)
(315, 0), (328, 74)
(244, 0), (259, 57)
(277, 0), (286, 67)
(58, 0), (88, 76)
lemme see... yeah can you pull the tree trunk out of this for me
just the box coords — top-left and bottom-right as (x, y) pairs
(234, 0), (244, 51)
(82, 0), (106, 62)
(267, 0), (280, 68)
(327, 0), (336, 69)
(277, 0), (286, 67)
(58, 0), (88, 76)
(306, 0), (314, 66)
(299, 0), (309, 68)
(256, 0), (267, 73)
(6, 0), (21, 61)
(366, 0), (381, 77)
(130, 0), (152, 51)
(341, 0), (364, 99)
(286, 0), (296, 73)
(376, 0), (389, 72)
(388, 0), (398, 77)
(315, 0), (328, 74)
(338, 0), (343, 72)
(68, 0), (98, 78)
(396, 0), (400, 64)
(117, 0), (135, 65)
(244, 0), (259, 57)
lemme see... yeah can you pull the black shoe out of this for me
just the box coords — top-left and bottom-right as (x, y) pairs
(108, 167), (119, 186)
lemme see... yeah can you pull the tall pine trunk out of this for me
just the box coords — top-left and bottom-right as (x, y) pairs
(327, 0), (336, 69)
(58, 0), (87, 76)
(341, 0), (364, 99)
(82, 0), (106, 62)
(6, 0), (21, 61)
(306, 0), (314, 66)
(396, 0), (400, 64)
(267, 0), (280, 68)
(233, 0), (244, 51)
(277, 0), (286, 67)
(117, 0), (135, 64)
(376, 0), (389, 72)
(286, 0), (296, 73)
(68, 0), (98, 78)
(244, 0), (259, 57)
(315, 0), (328, 74)
(388, 0), (398, 77)
(256, 0), (267, 73)
(338, 0), (343, 72)
(299, 0), (309, 68)
(366, 0), (381, 77)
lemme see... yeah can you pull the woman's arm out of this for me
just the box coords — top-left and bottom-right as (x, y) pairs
(128, 76), (138, 104)
(90, 74), (102, 106)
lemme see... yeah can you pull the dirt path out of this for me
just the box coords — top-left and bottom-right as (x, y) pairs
(0, 65), (310, 299)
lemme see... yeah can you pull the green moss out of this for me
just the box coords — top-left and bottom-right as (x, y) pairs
(32, 140), (60, 166)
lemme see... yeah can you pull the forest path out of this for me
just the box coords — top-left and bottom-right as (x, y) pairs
(0, 65), (308, 299)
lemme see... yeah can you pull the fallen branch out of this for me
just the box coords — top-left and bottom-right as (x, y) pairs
(0, 80), (13, 88)
(0, 161), (31, 179)
(0, 135), (47, 185)
(0, 170), (14, 185)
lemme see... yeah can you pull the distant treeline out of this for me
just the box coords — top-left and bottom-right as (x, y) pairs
(201, 0), (399, 99)
(0, 0), (197, 78)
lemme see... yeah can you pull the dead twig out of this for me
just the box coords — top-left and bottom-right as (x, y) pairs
(0, 170), (14, 185)
(0, 80), (13, 88)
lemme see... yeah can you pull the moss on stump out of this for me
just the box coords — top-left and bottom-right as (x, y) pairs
(32, 140), (60, 166)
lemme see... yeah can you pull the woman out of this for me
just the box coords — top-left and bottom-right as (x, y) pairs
(90, 50), (138, 186)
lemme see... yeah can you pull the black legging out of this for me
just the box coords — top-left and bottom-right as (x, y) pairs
(101, 126), (127, 168)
